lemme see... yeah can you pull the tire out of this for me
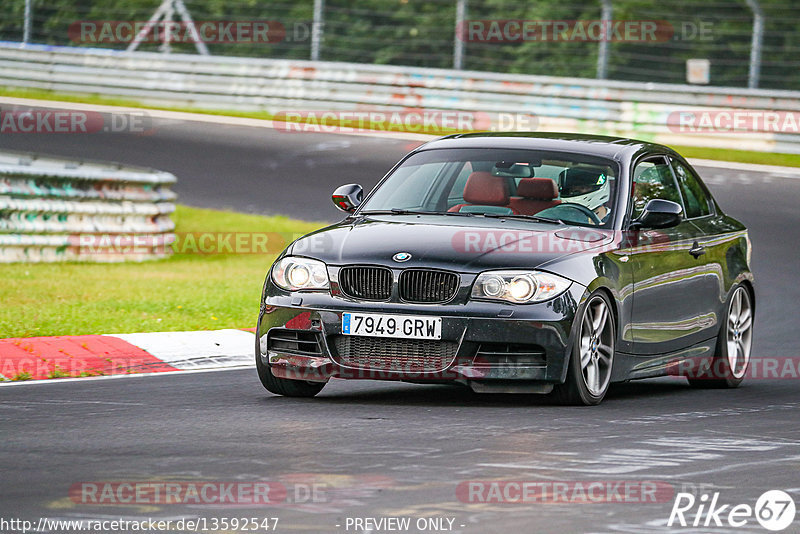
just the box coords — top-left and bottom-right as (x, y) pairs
(255, 330), (326, 398)
(553, 290), (616, 406)
(687, 284), (753, 389)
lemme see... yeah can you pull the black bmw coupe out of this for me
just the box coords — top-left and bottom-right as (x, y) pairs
(256, 133), (755, 405)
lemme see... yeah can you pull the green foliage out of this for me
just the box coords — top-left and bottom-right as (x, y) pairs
(47, 366), (71, 379)
(2, 0), (799, 89)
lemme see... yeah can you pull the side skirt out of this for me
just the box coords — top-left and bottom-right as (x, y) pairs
(612, 338), (717, 382)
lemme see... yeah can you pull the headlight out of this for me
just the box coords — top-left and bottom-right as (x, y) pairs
(471, 270), (572, 304)
(271, 256), (329, 291)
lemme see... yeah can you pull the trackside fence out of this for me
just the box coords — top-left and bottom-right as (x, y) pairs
(2, 43), (800, 154)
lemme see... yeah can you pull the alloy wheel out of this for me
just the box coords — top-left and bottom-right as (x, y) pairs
(579, 296), (614, 396)
(727, 287), (753, 379)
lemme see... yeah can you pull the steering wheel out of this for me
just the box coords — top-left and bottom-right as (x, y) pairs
(538, 203), (602, 225)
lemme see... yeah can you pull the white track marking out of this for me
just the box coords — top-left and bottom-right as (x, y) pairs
(109, 329), (255, 370)
(0, 364), (250, 387)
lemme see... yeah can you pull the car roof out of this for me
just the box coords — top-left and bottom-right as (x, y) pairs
(415, 132), (675, 162)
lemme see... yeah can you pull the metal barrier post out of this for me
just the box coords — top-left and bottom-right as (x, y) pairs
(453, 0), (467, 70)
(23, 0), (32, 45)
(745, 0), (764, 89)
(597, 0), (612, 79)
(311, 0), (324, 61)
(174, 0), (210, 55)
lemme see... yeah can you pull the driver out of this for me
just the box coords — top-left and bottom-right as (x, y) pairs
(560, 169), (612, 224)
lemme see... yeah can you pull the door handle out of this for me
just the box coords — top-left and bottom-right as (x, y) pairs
(689, 242), (706, 258)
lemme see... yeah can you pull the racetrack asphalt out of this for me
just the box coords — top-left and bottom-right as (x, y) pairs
(1, 109), (799, 533)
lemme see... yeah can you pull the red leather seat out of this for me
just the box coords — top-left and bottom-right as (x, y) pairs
(509, 177), (561, 215)
(449, 172), (517, 214)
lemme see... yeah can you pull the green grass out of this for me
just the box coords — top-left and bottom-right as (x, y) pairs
(46, 366), (71, 379)
(668, 145), (800, 168)
(0, 205), (325, 338)
(0, 87), (463, 135)
(4, 86), (800, 167)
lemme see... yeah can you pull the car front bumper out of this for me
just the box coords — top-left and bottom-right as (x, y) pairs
(257, 284), (584, 392)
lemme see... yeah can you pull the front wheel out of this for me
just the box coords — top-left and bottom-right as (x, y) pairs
(553, 291), (615, 406)
(688, 284), (753, 389)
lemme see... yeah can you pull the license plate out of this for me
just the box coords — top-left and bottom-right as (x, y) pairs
(342, 312), (442, 340)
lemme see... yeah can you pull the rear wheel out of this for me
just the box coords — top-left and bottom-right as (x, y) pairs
(255, 332), (326, 397)
(688, 284), (753, 389)
(553, 291), (615, 406)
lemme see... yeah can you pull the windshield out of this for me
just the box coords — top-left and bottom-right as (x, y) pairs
(360, 148), (619, 227)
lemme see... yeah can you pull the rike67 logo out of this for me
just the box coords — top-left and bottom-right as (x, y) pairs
(668, 490), (796, 531)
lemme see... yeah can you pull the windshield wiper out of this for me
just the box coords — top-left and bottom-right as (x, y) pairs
(359, 209), (475, 217)
(359, 209), (566, 223)
(482, 213), (565, 225)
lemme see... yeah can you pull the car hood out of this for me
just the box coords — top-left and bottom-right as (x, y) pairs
(287, 215), (615, 274)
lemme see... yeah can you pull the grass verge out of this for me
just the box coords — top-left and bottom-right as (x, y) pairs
(0, 205), (325, 338)
(0, 87), (462, 135)
(3, 86), (800, 168)
(669, 145), (800, 168)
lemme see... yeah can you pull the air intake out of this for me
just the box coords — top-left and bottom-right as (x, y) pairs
(331, 335), (458, 373)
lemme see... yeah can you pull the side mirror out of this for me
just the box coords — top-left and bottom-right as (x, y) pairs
(633, 199), (683, 229)
(331, 184), (363, 213)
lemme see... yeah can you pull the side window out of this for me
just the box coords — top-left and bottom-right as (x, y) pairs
(631, 157), (683, 219)
(671, 158), (712, 218)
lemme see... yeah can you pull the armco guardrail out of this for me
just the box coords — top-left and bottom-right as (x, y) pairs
(0, 150), (176, 262)
(2, 42), (800, 153)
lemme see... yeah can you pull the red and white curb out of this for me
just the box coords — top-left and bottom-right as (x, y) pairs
(0, 329), (255, 384)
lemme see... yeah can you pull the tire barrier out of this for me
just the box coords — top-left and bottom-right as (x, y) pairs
(0, 151), (176, 262)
